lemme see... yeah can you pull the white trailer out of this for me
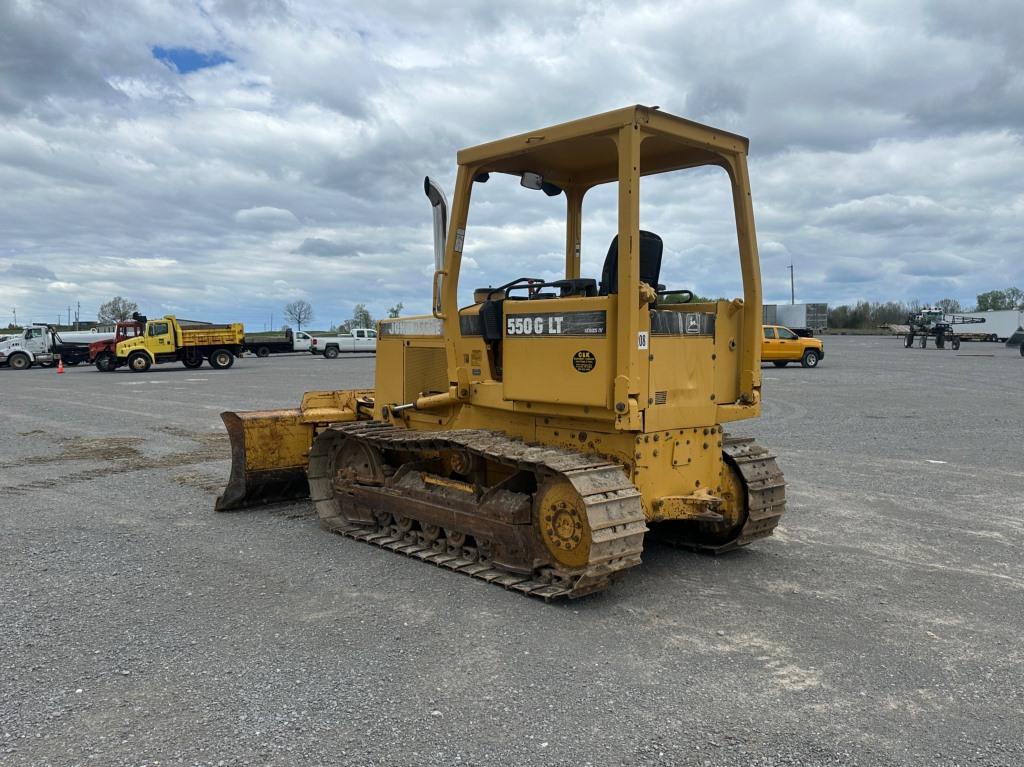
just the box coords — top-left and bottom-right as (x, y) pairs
(763, 303), (828, 336)
(951, 310), (1023, 342)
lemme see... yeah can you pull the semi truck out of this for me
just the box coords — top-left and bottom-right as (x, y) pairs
(309, 328), (377, 357)
(113, 313), (245, 372)
(0, 325), (110, 369)
(0, 325), (61, 369)
(762, 303), (828, 337)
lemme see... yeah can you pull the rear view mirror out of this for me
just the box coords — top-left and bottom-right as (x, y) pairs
(520, 172), (543, 190)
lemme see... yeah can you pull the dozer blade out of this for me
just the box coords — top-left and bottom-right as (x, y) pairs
(215, 409), (315, 511)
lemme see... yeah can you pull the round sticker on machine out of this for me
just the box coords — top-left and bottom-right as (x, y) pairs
(572, 350), (596, 373)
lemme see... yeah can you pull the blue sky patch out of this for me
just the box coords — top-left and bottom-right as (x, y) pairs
(152, 46), (233, 74)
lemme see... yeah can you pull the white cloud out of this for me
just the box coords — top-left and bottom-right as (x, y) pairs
(124, 257), (178, 268)
(233, 206), (299, 228)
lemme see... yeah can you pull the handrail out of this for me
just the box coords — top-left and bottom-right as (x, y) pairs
(431, 270), (448, 319)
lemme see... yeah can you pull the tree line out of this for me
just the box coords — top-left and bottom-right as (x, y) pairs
(827, 286), (1023, 329)
(283, 299), (403, 333)
(89, 297), (405, 334)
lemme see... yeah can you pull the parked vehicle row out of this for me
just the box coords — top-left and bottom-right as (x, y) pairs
(2, 317), (378, 371)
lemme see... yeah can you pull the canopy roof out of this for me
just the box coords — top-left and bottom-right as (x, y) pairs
(457, 105), (749, 189)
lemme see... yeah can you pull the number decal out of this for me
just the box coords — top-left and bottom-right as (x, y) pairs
(504, 312), (599, 336)
(638, 331), (649, 350)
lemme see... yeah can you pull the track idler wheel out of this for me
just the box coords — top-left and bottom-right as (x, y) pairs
(309, 434), (384, 527)
(658, 457), (747, 548)
(695, 458), (747, 544)
(535, 477), (592, 569)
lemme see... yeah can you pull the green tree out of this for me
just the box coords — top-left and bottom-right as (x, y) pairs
(352, 304), (374, 329)
(828, 300), (917, 328)
(97, 296), (139, 323)
(975, 290), (1010, 311)
(387, 302), (404, 318)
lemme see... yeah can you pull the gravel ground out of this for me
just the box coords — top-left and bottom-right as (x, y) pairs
(1, 339), (1022, 766)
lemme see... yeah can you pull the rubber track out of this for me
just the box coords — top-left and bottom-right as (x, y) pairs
(306, 422), (648, 600)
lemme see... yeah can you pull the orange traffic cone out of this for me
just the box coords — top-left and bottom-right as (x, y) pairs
(57, 359), (64, 374)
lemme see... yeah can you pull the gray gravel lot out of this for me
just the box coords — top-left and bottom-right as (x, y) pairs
(1, 338), (1022, 766)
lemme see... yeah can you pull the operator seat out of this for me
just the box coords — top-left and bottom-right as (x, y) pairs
(598, 230), (664, 295)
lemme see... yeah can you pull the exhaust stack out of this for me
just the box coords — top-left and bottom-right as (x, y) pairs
(424, 177), (448, 314)
(423, 176), (448, 271)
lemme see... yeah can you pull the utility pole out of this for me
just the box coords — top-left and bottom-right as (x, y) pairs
(75, 300), (80, 330)
(11, 308), (16, 328)
(788, 263), (795, 305)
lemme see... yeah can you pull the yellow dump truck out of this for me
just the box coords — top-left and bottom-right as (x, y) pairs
(114, 313), (245, 372)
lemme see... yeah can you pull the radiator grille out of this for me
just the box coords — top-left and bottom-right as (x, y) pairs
(404, 347), (448, 398)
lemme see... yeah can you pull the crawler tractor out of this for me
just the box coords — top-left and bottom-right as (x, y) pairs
(216, 106), (786, 599)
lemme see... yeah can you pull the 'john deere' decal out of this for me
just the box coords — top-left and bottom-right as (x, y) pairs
(505, 310), (606, 337)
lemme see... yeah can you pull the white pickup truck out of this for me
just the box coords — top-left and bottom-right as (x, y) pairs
(310, 328), (377, 358)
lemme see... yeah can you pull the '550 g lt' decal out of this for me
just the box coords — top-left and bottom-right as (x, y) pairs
(507, 316), (564, 335)
(504, 310), (607, 337)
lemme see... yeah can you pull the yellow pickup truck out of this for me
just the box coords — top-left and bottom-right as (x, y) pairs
(114, 313), (245, 372)
(762, 325), (824, 368)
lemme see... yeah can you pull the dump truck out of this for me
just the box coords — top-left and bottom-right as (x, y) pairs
(115, 313), (244, 372)
(91, 318), (145, 371)
(215, 105), (786, 600)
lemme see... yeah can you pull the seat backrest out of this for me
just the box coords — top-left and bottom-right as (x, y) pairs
(479, 300), (503, 342)
(598, 230), (663, 295)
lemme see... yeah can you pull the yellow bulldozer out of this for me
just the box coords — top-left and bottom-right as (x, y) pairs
(216, 105), (785, 599)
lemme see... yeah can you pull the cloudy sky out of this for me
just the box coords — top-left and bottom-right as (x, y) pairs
(1, 0), (1021, 329)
